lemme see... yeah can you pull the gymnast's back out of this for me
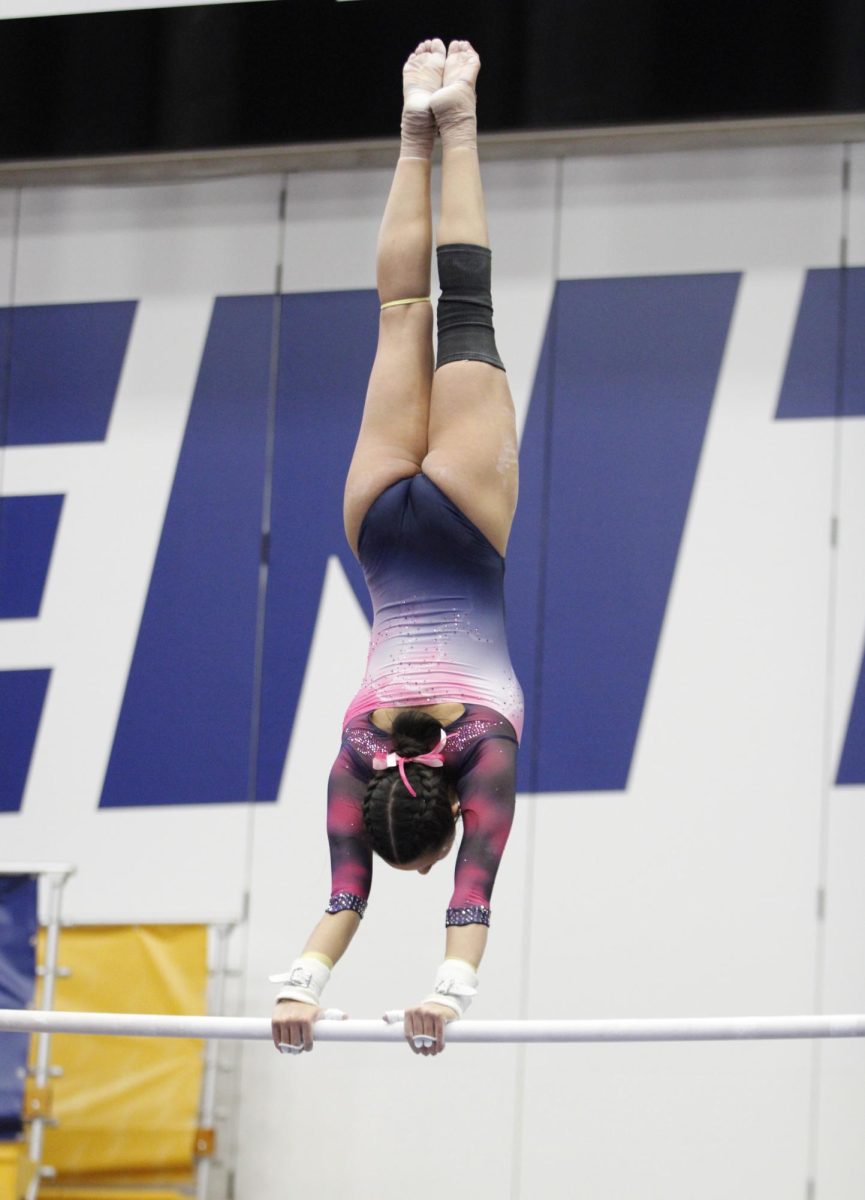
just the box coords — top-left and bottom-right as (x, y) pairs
(344, 472), (524, 739)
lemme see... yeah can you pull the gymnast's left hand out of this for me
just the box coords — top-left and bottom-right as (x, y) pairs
(403, 1002), (455, 1056)
(271, 999), (323, 1054)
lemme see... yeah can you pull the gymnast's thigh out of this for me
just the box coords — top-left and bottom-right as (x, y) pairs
(423, 359), (519, 556)
(343, 306), (433, 555)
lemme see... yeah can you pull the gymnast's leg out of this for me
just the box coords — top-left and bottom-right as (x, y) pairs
(422, 41), (519, 557)
(343, 39), (446, 557)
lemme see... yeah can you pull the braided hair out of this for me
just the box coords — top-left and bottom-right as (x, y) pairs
(362, 709), (457, 866)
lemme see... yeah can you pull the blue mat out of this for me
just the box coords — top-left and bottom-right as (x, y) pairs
(0, 875), (37, 1138)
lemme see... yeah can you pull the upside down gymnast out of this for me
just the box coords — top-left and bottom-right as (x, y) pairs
(271, 38), (523, 1058)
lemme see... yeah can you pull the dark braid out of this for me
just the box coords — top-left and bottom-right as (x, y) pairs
(362, 709), (457, 866)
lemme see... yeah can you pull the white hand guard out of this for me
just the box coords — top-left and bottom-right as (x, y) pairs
(423, 958), (478, 1018)
(269, 957), (331, 1007)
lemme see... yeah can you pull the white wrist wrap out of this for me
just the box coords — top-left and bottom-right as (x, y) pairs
(269, 957), (331, 1007)
(423, 958), (478, 1018)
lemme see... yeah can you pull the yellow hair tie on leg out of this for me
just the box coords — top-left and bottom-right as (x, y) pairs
(380, 296), (431, 310)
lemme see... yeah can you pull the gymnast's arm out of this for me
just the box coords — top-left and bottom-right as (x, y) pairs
(447, 733), (517, 941)
(403, 733), (517, 1054)
(298, 909), (360, 964)
(271, 746), (372, 1052)
(444, 921), (488, 970)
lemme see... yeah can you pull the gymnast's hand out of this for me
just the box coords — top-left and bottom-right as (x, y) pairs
(271, 998), (323, 1054)
(403, 1001), (455, 1056)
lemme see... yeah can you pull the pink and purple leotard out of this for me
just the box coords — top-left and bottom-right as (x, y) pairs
(327, 473), (524, 928)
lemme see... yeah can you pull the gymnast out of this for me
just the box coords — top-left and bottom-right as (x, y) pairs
(271, 38), (523, 1058)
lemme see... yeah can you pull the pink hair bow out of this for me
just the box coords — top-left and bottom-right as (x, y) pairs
(372, 728), (448, 797)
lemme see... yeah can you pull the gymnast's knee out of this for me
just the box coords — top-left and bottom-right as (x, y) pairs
(435, 243), (505, 373)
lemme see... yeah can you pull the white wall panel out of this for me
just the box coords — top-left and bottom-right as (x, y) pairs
(0, 189), (16, 301)
(830, 142), (865, 783)
(15, 177), (283, 305)
(517, 146), (846, 1199)
(1, 177), (283, 924)
(558, 145), (844, 278)
(828, 415), (865, 778)
(282, 168), (385, 294)
(816, 796), (865, 1197)
(815, 137), (865, 1200)
(827, 332), (865, 792)
(520, 1042), (811, 1200)
(849, 141), (865, 265)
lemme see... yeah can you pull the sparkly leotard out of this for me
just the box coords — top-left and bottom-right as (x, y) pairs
(327, 473), (524, 927)
(327, 706), (517, 926)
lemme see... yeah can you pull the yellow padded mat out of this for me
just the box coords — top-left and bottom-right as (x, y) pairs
(32, 925), (206, 1178)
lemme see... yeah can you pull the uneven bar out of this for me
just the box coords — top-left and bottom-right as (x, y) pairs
(1, 1010), (864, 1044)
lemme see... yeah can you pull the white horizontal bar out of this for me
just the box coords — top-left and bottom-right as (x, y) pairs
(1, 1010), (864, 1044)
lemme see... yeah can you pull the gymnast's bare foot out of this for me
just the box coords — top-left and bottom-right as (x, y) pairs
(400, 38), (446, 160)
(430, 40), (480, 150)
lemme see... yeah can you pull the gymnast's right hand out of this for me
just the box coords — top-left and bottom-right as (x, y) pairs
(271, 998), (322, 1054)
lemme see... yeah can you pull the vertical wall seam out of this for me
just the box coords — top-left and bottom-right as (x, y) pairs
(241, 171), (288, 923)
(245, 176), (288, 818)
(232, 171), (289, 1192)
(805, 139), (851, 1196)
(510, 155), (564, 1200)
(0, 188), (22, 499)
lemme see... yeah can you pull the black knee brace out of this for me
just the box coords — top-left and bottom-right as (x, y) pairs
(436, 243), (505, 372)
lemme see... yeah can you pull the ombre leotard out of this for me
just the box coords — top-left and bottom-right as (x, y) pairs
(344, 473), (523, 734)
(326, 474), (524, 928)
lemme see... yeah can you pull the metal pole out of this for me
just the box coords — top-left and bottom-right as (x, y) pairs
(23, 868), (73, 1200)
(195, 924), (233, 1200)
